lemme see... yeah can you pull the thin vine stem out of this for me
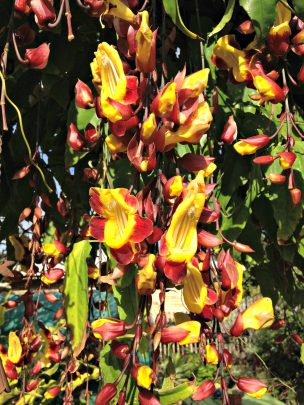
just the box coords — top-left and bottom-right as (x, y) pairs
(0, 70), (53, 192)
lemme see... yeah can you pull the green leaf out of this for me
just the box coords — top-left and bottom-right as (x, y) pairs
(301, 343), (304, 364)
(158, 382), (195, 405)
(267, 186), (302, 241)
(207, 0), (236, 39)
(239, 0), (276, 44)
(99, 343), (122, 384)
(294, 0), (304, 19)
(112, 270), (138, 324)
(162, 0), (199, 39)
(64, 240), (91, 357)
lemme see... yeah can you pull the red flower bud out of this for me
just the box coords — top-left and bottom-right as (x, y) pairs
(3, 300), (17, 309)
(118, 390), (127, 405)
(15, 0), (31, 13)
(57, 197), (69, 217)
(31, 361), (42, 375)
(267, 173), (286, 184)
(84, 124), (99, 144)
(95, 383), (117, 405)
(138, 388), (161, 405)
(271, 319), (286, 330)
(67, 123), (85, 151)
(237, 377), (267, 398)
(291, 333), (303, 345)
(30, 0), (56, 26)
(192, 380), (215, 401)
(160, 326), (189, 344)
(223, 349), (232, 368)
(24, 43), (50, 69)
(253, 155), (275, 165)
(75, 80), (94, 109)
(237, 20), (255, 34)
(233, 242), (255, 253)
(179, 153), (215, 172)
(230, 312), (244, 337)
(200, 206), (220, 224)
(45, 386), (61, 399)
(221, 115), (237, 144)
(91, 319), (127, 341)
(278, 151), (296, 169)
(110, 340), (130, 360)
(290, 188), (301, 207)
(197, 230), (222, 248)
(26, 379), (40, 392)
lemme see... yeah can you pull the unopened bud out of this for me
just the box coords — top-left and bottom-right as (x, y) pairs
(192, 380), (215, 401)
(67, 123), (85, 151)
(291, 333), (303, 345)
(95, 383), (117, 405)
(24, 43), (50, 69)
(221, 115), (237, 144)
(290, 188), (301, 207)
(75, 80), (94, 109)
(253, 155), (275, 165)
(267, 173), (286, 184)
(198, 230), (222, 248)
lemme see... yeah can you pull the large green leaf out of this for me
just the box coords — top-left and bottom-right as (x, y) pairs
(113, 271), (138, 324)
(162, 0), (199, 39)
(239, 0), (276, 44)
(207, 0), (236, 39)
(293, 0), (304, 19)
(64, 240), (91, 357)
(267, 186), (302, 241)
(158, 382), (195, 405)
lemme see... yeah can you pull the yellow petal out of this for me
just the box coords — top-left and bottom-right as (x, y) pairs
(205, 344), (219, 365)
(8, 332), (22, 364)
(141, 113), (156, 143)
(242, 297), (274, 330)
(106, 134), (127, 153)
(178, 321), (201, 345)
(247, 387), (267, 399)
(159, 83), (177, 115)
(233, 141), (258, 155)
(183, 263), (207, 314)
(137, 366), (153, 389)
(181, 68), (210, 97)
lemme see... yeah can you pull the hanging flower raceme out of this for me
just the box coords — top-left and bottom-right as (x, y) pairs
(89, 187), (153, 264)
(212, 35), (252, 83)
(91, 42), (138, 122)
(230, 297), (274, 336)
(159, 171), (206, 283)
(161, 321), (201, 345)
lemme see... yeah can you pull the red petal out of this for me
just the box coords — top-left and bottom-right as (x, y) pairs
(131, 215), (153, 243)
(124, 76), (138, 104)
(110, 244), (134, 265)
(164, 261), (187, 284)
(89, 217), (106, 242)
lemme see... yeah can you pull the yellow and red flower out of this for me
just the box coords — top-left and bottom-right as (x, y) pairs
(91, 42), (138, 122)
(159, 171), (206, 283)
(267, 2), (291, 57)
(230, 297), (274, 336)
(237, 377), (267, 399)
(136, 254), (157, 295)
(91, 318), (127, 341)
(89, 187), (153, 264)
(212, 35), (252, 83)
(135, 11), (157, 74)
(161, 321), (201, 345)
(234, 134), (270, 155)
